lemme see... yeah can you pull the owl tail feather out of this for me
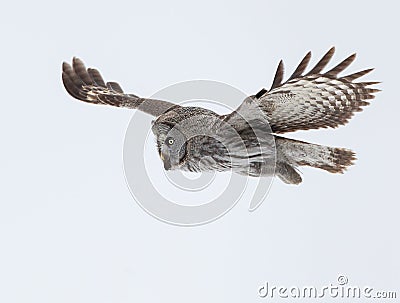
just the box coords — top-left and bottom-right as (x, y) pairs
(275, 136), (356, 184)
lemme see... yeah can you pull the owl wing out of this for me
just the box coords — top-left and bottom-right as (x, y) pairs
(229, 47), (380, 133)
(62, 58), (177, 116)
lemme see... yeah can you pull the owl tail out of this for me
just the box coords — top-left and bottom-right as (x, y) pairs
(274, 136), (356, 184)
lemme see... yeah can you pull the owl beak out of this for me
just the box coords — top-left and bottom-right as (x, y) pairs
(163, 156), (172, 170)
(161, 148), (172, 170)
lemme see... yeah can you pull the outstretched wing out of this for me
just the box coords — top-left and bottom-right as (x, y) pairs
(232, 47), (380, 133)
(62, 58), (177, 116)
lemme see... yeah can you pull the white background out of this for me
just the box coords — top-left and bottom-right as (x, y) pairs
(0, 0), (399, 302)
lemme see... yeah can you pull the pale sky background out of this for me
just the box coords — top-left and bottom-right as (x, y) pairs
(0, 0), (399, 302)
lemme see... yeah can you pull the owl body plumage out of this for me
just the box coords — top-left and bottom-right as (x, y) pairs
(62, 47), (379, 184)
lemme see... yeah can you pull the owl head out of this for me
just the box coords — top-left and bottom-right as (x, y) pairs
(151, 120), (187, 170)
(151, 106), (221, 171)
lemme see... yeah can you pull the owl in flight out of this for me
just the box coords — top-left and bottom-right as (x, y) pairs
(62, 47), (379, 184)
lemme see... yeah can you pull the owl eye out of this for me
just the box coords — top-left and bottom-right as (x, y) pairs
(166, 137), (174, 146)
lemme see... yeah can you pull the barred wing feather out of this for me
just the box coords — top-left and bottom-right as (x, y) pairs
(244, 47), (380, 133)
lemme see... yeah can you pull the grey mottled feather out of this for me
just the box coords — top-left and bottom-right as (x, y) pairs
(274, 136), (356, 184)
(230, 47), (380, 133)
(62, 58), (177, 116)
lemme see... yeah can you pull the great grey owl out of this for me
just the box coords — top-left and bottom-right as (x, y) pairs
(62, 47), (379, 184)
